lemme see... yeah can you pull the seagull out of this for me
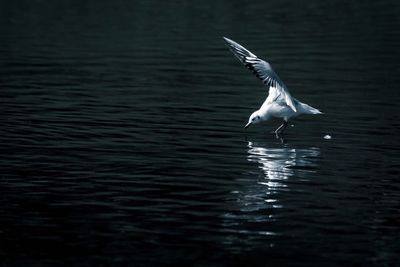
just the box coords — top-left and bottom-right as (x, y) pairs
(223, 37), (322, 137)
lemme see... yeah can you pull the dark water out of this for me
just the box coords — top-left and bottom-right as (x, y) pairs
(1, 0), (400, 266)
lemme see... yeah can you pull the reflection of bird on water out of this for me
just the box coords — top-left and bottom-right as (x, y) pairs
(223, 37), (322, 138)
(229, 142), (320, 214)
(222, 142), (320, 232)
(247, 141), (320, 193)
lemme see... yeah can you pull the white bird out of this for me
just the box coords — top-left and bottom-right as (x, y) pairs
(223, 37), (322, 137)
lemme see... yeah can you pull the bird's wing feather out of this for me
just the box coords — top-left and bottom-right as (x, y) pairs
(223, 37), (296, 112)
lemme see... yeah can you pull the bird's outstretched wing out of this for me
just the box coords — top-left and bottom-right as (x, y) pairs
(223, 37), (296, 112)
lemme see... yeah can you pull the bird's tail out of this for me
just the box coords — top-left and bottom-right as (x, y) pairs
(299, 103), (322, 115)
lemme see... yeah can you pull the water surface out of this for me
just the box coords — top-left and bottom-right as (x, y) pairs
(1, 0), (400, 266)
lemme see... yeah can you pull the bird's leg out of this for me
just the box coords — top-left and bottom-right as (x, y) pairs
(274, 121), (288, 138)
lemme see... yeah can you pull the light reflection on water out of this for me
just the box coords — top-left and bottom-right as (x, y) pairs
(248, 141), (320, 186)
(222, 142), (321, 240)
(238, 142), (320, 212)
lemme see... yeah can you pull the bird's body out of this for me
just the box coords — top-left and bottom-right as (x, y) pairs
(259, 96), (321, 121)
(223, 37), (322, 137)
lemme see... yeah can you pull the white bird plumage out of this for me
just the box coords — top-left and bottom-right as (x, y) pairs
(223, 37), (322, 137)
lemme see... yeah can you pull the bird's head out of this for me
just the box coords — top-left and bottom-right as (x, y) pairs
(244, 110), (262, 129)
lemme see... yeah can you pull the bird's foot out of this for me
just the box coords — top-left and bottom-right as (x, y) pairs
(275, 131), (283, 138)
(274, 127), (285, 136)
(275, 134), (286, 143)
(274, 130), (287, 143)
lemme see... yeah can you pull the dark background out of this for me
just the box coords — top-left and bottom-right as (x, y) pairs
(1, 0), (400, 266)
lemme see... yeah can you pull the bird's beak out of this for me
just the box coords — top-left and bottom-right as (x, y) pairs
(244, 122), (252, 129)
